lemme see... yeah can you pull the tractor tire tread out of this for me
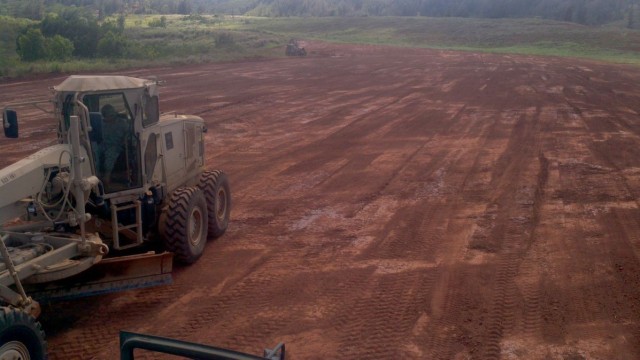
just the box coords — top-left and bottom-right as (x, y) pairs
(163, 187), (207, 264)
(198, 170), (231, 238)
(0, 307), (47, 359)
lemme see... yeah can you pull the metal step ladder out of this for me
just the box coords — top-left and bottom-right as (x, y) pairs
(110, 200), (143, 250)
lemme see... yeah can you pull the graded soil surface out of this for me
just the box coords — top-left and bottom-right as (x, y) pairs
(1, 42), (639, 359)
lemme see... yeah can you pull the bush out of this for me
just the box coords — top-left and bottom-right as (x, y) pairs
(40, 9), (99, 58)
(182, 14), (214, 24)
(100, 19), (123, 36)
(97, 31), (128, 58)
(149, 16), (167, 28)
(17, 28), (46, 61)
(124, 42), (159, 59)
(215, 32), (235, 48)
(45, 35), (74, 61)
(117, 14), (126, 32)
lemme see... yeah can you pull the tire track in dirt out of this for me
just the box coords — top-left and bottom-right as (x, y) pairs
(597, 209), (640, 356)
(568, 87), (640, 352)
(43, 220), (279, 358)
(144, 75), (456, 352)
(214, 82), (437, 207)
(335, 271), (436, 359)
(515, 153), (549, 340)
(149, 265), (377, 358)
(457, 108), (507, 205)
(130, 265), (287, 356)
(416, 107), (514, 359)
(356, 147), (457, 262)
(276, 74), (495, 358)
(534, 116), (616, 350)
(41, 284), (183, 359)
(354, 104), (505, 358)
(467, 108), (547, 359)
(515, 262), (543, 337)
(522, 149), (549, 322)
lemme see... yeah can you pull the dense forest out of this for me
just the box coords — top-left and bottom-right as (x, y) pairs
(244, 0), (633, 25)
(0, 0), (637, 26)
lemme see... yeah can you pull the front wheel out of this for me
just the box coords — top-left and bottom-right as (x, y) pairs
(162, 187), (209, 264)
(0, 308), (47, 360)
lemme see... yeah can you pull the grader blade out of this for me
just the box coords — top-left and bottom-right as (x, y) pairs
(26, 252), (173, 302)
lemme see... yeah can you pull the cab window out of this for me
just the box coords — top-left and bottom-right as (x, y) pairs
(83, 93), (142, 193)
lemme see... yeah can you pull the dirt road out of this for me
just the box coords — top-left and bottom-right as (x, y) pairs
(1, 42), (639, 359)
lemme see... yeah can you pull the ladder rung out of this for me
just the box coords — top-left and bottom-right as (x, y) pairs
(114, 204), (137, 211)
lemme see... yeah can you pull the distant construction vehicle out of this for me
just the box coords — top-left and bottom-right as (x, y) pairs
(0, 75), (231, 358)
(285, 39), (307, 56)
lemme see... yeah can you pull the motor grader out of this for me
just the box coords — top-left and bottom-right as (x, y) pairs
(0, 75), (231, 358)
(285, 39), (306, 57)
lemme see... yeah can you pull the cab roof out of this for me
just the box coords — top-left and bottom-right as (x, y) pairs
(54, 75), (154, 92)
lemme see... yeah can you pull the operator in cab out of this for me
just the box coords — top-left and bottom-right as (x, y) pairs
(96, 103), (129, 190)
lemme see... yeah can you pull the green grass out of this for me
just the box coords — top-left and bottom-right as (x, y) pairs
(106, 14), (284, 62)
(236, 16), (640, 65)
(2, 15), (640, 78)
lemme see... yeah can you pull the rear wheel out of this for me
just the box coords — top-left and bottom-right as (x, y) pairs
(162, 187), (208, 264)
(198, 170), (231, 238)
(0, 308), (46, 360)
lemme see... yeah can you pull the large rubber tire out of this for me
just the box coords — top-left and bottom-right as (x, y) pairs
(162, 187), (209, 264)
(198, 170), (231, 238)
(0, 308), (47, 360)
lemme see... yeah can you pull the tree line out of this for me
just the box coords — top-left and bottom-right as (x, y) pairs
(244, 0), (633, 26)
(257, 0), (633, 26)
(8, 5), (135, 61)
(0, 0), (637, 26)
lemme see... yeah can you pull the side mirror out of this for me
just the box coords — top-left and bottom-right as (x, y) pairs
(143, 95), (159, 127)
(3, 109), (18, 138)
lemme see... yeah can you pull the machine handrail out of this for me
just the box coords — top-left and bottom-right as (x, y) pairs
(120, 331), (285, 360)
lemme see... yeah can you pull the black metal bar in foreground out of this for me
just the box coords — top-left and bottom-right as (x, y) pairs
(120, 331), (285, 360)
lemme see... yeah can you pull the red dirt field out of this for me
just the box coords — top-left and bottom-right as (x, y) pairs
(1, 41), (640, 359)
